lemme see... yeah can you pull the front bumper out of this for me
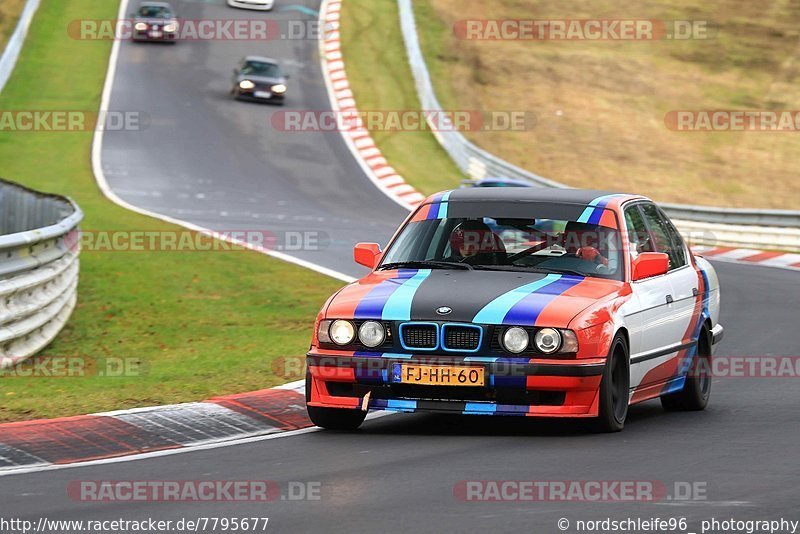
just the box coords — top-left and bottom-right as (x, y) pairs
(236, 89), (285, 102)
(132, 29), (177, 41)
(306, 351), (606, 418)
(227, 0), (275, 10)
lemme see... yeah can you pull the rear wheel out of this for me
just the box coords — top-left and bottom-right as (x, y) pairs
(594, 335), (630, 433)
(661, 327), (712, 411)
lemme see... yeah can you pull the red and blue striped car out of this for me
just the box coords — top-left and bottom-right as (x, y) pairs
(306, 188), (723, 432)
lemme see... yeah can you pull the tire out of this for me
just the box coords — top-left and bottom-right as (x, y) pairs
(593, 335), (630, 433)
(307, 405), (367, 431)
(305, 370), (367, 430)
(661, 327), (712, 411)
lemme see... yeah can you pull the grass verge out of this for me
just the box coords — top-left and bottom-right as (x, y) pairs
(340, 0), (464, 195)
(0, 0), (27, 53)
(413, 0), (800, 209)
(342, 0), (800, 209)
(0, 0), (343, 422)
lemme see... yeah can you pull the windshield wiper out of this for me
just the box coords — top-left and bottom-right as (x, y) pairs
(473, 265), (588, 277)
(378, 260), (473, 271)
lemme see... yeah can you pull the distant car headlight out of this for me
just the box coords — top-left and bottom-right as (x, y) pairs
(330, 320), (356, 346)
(164, 23), (177, 33)
(358, 321), (385, 348)
(502, 327), (530, 354)
(271, 84), (287, 94)
(239, 80), (256, 90)
(534, 328), (562, 354)
(134, 22), (148, 31)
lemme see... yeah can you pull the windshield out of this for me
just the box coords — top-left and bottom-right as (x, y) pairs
(380, 213), (624, 280)
(138, 6), (172, 18)
(241, 61), (282, 78)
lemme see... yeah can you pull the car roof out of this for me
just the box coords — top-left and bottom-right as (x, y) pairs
(445, 187), (643, 206)
(243, 56), (279, 64)
(139, 1), (173, 7)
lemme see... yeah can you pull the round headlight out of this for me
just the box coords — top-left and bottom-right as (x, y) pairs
(330, 320), (355, 346)
(535, 328), (562, 354)
(502, 327), (530, 354)
(271, 84), (287, 94)
(239, 80), (256, 90)
(164, 23), (177, 32)
(134, 22), (148, 31)
(358, 321), (385, 348)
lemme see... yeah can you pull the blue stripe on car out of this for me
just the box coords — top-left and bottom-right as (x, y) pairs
(503, 275), (584, 326)
(472, 274), (562, 325)
(381, 269), (432, 320)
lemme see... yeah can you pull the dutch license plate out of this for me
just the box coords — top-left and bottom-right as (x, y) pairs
(393, 364), (485, 387)
(255, 91), (272, 99)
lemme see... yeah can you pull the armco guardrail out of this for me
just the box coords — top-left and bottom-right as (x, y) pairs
(0, 178), (82, 368)
(396, 0), (800, 248)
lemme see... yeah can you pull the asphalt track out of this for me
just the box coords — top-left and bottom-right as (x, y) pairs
(2, 0), (798, 532)
(99, 0), (407, 277)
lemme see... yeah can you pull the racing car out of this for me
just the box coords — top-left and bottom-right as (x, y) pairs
(131, 1), (178, 43)
(231, 56), (288, 103)
(306, 188), (723, 432)
(227, 0), (275, 10)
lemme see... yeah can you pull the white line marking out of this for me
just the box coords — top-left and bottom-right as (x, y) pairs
(0, 412), (395, 477)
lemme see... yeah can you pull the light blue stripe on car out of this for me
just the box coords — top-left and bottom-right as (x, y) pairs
(387, 399), (417, 412)
(382, 352), (413, 359)
(472, 274), (562, 325)
(463, 356), (499, 363)
(381, 269), (432, 321)
(577, 194), (618, 223)
(464, 403), (497, 414)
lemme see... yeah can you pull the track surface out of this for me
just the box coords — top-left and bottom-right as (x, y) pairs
(100, 0), (407, 277)
(3, 0), (798, 532)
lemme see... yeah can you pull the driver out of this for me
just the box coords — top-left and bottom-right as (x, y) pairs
(446, 220), (506, 265)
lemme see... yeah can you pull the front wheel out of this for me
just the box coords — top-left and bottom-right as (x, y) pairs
(307, 405), (367, 431)
(661, 328), (712, 411)
(593, 335), (630, 433)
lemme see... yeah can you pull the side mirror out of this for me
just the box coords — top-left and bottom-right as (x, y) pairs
(354, 242), (381, 269)
(285, 74), (291, 79)
(632, 252), (669, 281)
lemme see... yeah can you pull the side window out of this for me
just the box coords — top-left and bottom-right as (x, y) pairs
(640, 203), (684, 270)
(624, 205), (653, 256)
(658, 207), (688, 269)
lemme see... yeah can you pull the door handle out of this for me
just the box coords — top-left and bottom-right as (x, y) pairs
(666, 294), (674, 304)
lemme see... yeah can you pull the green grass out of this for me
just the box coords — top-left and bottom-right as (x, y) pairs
(342, 0), (800, 209)
(405, 0), (800, 209)
(0, 0), (343, 422)
(0, 0), (26, 53)
(340, 0), (465, 195)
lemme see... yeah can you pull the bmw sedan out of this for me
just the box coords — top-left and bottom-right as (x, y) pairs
(231, 56), (288, 104)
(306, 188), (724, 432)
